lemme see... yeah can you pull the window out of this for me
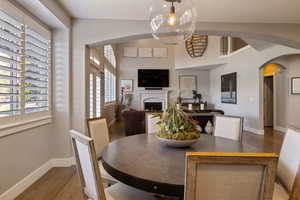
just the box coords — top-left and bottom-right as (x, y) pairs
(104, 68), (116, 103)
(104, 45), (116, 68)
(89, 72), (102, 118)
(0, 9), (51, 119)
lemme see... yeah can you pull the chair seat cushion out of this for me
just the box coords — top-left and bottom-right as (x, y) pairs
(105, 183), (155, 200)
(273, 183), (289, 200)
(99, 161), (118, 183)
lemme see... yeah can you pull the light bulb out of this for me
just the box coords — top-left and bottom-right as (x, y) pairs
(168, 4), (176, 26)
(168, 12), (176, 26)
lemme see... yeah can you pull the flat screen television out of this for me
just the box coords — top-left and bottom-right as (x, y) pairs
(138, 69), (169, 88)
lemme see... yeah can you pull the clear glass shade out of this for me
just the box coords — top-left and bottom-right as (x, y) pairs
(149, 0), (197, 45)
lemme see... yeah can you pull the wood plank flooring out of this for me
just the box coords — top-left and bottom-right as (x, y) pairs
(16, 124), (284, 200)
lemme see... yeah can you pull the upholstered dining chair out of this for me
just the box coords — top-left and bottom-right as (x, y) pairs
(70, 130), (155, 200)
(146, 113), (160, 134)
(87, 117), (117, 184)
(185, 152), (278, 200)
(213, 115), (244, 141)
(273, 128), (300, 200)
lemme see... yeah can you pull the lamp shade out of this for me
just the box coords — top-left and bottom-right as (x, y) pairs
(149, 0), (197, 45)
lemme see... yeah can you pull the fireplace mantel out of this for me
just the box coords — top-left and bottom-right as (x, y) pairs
(139, 90), (169, 110)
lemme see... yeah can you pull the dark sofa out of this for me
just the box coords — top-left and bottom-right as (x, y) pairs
(122, 109), (146, 136)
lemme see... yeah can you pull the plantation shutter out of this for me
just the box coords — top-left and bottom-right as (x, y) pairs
(25, 27), (50, 113)
(0, 10), (23, 117)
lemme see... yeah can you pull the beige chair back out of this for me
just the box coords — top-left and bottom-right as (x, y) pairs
(185, 152), (278, 200)
(146, 113), (160, 134)
(70, 130), (106, 200)
(87, 118), (110, 158)
(277, 128), (300, 193)
(214, 115), (243, 141)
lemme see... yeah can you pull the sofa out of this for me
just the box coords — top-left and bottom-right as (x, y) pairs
(121, 109), (146, 136)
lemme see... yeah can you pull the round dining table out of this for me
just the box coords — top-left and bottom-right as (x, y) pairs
(102, 134), (263, 198)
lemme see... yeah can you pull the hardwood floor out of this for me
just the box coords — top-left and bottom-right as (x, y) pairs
(16, 124), (284, 200)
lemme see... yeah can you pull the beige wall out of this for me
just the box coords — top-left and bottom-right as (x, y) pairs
(271, 55), (300, 130)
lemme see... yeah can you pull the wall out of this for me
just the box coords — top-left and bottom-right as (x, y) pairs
(209, 45), (300, 133)
(270, 55), (300, 130)
(117, 38), (211, 110)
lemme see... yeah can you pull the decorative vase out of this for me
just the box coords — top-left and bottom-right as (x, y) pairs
(205, 121), (213, 135)
(196, 125), (202, 133)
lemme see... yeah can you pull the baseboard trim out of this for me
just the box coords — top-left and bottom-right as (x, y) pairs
(244, 127), (264, 135)
(0, 157), (75, 200)
(274, 126), (286, 133)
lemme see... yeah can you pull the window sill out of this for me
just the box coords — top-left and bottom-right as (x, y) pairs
(0, 115), (52, 138)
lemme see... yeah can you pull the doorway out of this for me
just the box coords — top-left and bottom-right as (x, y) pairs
(264, 76), (274, 127)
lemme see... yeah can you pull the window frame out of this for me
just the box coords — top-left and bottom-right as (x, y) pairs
(0, 2), (52, 137)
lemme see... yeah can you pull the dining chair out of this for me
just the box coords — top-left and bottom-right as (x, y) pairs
(185, 152), (278, 200)
(87, 117), (117, 184)
(146, 113), (160, 134)
(273, 128), (300, 200)
(70, 130), (155, 200)
(213, 115), (244, 141)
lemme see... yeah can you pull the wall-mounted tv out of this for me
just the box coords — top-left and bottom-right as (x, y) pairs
(138, 69), (169, 88)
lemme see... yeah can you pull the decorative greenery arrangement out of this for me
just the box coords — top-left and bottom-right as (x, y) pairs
(154, 104), (200, 140)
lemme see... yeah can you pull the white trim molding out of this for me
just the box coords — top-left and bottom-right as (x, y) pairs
(274, 126), (287, 133)
(244, 127), (265, 135)
(0, 116), (52, 138)
(0, 157), (75, 200)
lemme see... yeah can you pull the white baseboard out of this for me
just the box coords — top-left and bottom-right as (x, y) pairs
(0, 157), (75, 200)
(51, 157), (75, 167)
(244, 127), (264, 135)
(274, 126), (286, 133)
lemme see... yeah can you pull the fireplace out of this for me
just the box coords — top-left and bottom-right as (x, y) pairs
(139, 90), (169, 111)
(144, 102), (163, 111)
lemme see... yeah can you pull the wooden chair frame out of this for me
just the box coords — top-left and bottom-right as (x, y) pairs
(213, 115), (244, 141)
(290, 164), (300, 200)
(278, 127), (300, 200)
(185, 152), (278, 200)
(70, 130), (106, 200)
(87, 117), (111, 143)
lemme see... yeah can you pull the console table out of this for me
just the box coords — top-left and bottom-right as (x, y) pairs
(184, 109), (224, 134)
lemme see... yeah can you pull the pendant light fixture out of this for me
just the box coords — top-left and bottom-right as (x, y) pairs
(149, 0), (197, 45)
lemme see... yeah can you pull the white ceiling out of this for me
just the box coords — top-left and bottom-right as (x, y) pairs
(57, 0), (300, 23)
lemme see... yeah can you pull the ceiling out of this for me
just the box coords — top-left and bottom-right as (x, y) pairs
(57, 0), (300, 23)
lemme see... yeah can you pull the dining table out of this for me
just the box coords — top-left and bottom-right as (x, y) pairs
(102, 133), (268, 198)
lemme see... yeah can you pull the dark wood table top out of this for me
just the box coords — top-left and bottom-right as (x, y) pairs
(102, 134), (266, 197)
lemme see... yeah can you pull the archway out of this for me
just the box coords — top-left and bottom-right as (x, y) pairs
(72, 19), (300, 133)
(259, 54), (300, 134)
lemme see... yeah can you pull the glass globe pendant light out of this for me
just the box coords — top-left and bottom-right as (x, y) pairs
(149, 0), (197, 45)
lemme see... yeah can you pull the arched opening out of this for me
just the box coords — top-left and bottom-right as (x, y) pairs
(259, 54), (300, 135)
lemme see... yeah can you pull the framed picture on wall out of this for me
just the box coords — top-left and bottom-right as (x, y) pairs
(179, 75), (197, 99)
(291, 77), (300, 94)
(120, 79), (133, 92)
(221, 72), (237, 104)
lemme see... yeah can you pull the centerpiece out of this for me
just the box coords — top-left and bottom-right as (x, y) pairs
(154, 104), (201, 147)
